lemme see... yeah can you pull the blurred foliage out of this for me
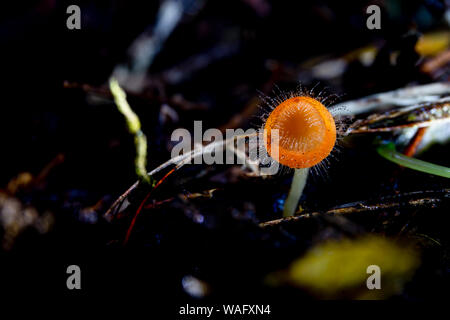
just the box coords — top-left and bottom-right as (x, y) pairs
(415, 31), (450, 56)
(269, 236), (420, 299)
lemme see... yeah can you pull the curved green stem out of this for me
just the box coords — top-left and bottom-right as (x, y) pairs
(109, 78), (154, 185)
(283, 168), (309, 217)
(377, 143), (450, 178)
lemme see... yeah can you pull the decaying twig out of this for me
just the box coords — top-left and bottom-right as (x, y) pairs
(333, 82), (449, 116)
(104, 132), (259, 219)
(346, 98), (450, 134)
(259, 189), (449, 228)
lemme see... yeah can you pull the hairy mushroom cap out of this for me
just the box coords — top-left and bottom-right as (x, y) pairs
(264, 96), (336, 168)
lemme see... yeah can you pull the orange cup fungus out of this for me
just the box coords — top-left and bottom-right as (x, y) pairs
(264, 96), (336, 168)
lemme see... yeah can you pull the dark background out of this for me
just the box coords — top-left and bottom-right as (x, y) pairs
(0, 0), (449, 309)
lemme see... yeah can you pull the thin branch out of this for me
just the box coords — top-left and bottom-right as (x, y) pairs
(332, 82), (450, 116)
(104, 132), (258, 219)
(259, 190), (448, 228)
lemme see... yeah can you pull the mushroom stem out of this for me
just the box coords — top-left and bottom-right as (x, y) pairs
(283, 168), (309, 217)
